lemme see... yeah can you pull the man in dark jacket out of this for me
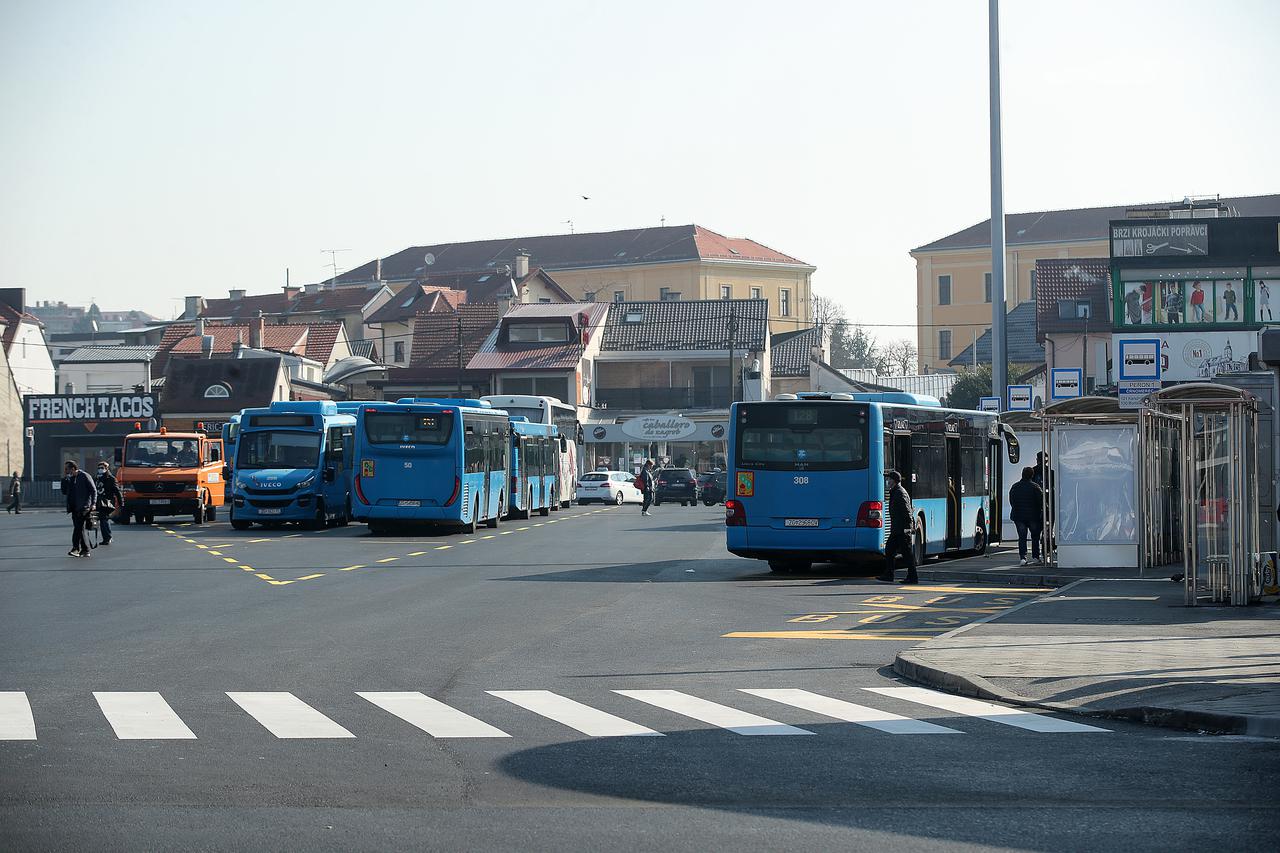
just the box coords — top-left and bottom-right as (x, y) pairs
(96, 462), (123, 546)
(5, 471), (19, 514)
(63, 461), (97, 558)
(1009, 466), (1044, 565)
(878, 469), (918, 585)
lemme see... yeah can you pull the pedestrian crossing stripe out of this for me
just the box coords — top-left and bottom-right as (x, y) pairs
(1, 687), (1110, 741)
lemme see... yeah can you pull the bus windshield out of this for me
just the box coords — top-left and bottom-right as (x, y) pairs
(125, 438), (201, 468)
(237, 430), (321, 470)
(502, 406), (545, 424)
(364, 411), (454, 445)
(735, 403), (869, 471)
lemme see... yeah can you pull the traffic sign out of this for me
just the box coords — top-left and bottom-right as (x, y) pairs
(978, 396), (1000, 412)
(1007, 385), (1033, 412)
(1050, 368), (1083, 400)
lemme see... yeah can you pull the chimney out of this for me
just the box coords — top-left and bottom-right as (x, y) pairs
(194, 317), (206, 338)
(374, 257), (383, 281)
(201, 334), (215, 359)
(183, 295), (202, 319)
(229, 288), (246, 301)
(304, 283), (319, 294)
(283, 285), (301, 300)
(514, 250), (530, 279)
(0, 288), (25, 314)
(250, 313), (265, 349)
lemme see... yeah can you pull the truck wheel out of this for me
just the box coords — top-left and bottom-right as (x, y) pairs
(206, 504), (216, 522)
(193, 502), (205, 525)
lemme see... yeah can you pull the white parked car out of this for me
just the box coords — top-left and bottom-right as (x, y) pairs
(575, 470), (642, 505)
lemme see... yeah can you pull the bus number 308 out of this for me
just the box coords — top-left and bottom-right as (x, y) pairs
(793, 476), (810, 485)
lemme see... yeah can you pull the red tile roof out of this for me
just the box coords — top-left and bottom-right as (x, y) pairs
(692, 226), (807, 265)
(0, 302), (44, 354)
(156, 321), (345, 370)
(201, 287), (381, 321)
(468, 303), (608, 372)
(365, 284), (466, 325)
(409, 304), (501, 373)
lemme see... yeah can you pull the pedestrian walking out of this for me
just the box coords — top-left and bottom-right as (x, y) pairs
(1008, 466), (1044, 565)
(5, 471), (20, 514)
(637, 459), (657, 516)
(877, 469), (918, 585)
(95, 462), (122, 547)
(63, 461), (97, 558)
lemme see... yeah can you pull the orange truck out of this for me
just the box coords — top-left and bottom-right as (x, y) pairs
(114, 425), (227, 524)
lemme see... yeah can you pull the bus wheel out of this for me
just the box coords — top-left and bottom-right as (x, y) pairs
(307, 504), (326, 531)
(463, 500), (479, 534)
(231, 509), (252, 531)
(338, 499), (351, 527)
(486, 496), (502, 529)
(912, 523), (926, 566)
(768, 559), (810, 573)
(971, 518), (988, 556)
(538, 497), (550, 518)
(549, 485), (560, 511)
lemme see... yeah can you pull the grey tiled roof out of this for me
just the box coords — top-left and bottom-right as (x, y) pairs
(913, 194), (1280, 253)
(770, 327), (823, 377)
(61, 345), (159, 363)
(601, 299), (768, 352)
(949, 301), (1044, 368)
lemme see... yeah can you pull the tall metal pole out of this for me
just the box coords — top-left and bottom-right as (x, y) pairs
(456, 314), (464, 398)
(727, 308), (737, 406)
(988, 0), (1008, 405)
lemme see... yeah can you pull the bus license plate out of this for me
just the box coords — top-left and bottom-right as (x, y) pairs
(398, 500), (421, 507)
(149, 499), (170, 505)
(259, 508), (282, 515)
(784, 518), (819, 527)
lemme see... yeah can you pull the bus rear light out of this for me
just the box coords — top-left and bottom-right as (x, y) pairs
(725, 499), (747, 527)
(856, 500), (883, 528)
(444, 476), (461, 507)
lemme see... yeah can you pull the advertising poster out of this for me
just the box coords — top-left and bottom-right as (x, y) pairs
(1258, 279), (1275, 322)
(1156, 281), (1184, 324)
(1187, 280), (1213, 323)
(1216, 279), (1243, 322)
(1122, 281), (1153, 325)
(1113, 332), (1255, 381)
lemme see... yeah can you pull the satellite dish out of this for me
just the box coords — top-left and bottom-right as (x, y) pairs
(424, 253), (436, 266)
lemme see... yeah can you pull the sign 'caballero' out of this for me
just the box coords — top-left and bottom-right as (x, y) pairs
(620, 415), (697, 441)
(26, 393), (157, 423)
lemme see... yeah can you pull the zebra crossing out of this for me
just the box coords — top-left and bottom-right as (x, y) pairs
(0, 686), (1111, 743)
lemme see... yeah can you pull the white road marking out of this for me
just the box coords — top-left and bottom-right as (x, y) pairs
(94, 692), (197, 740)
(226, 692), (355, 738)
(864, 687), (1111, 733)
(489, 690), (661, 737)
(615, 690), (812, 735)
(0, 692), (36, 740)
(741, 688), (962, 734)
(358, 692), (510, 738)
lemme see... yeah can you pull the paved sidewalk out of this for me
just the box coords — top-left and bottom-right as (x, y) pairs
(913, 544), (1148, 587)
(895, 578), (1280, 736)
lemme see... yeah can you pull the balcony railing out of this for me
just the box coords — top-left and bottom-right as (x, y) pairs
(594, 387), (731, 410)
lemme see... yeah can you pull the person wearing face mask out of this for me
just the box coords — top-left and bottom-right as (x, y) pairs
(95, 462), (123, 547)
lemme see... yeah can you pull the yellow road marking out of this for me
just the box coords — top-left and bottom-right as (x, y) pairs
(499, 531), (513, 535)
(293, 573), (325, 581)
(208, 550), (222, 555)
(903, 586), (1051, 594)
(460, 539), (475, 544)
(339, 565), (365, 572)
(436, 545), (452, 550)
(481, 535), (495, 540)
(240, 565), (255, 571)
(266, 579), (293, 586)
(222, 557), (239, 564)
(517, 527), (530, 531)
(256, 573), (275, 580)
(376, 557), (399, 563)
(407, 551), (427, 557)
(210, 543), (234, 548)
(723, 630), (941, 640)
(196, 544), (209, 549)
(248, 538), (270, 543)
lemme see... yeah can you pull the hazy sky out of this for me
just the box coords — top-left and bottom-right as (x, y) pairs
(2, 0), (1277, 343)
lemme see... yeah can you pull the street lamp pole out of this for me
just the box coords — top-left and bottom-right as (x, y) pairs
(988, 0), (1009, 405)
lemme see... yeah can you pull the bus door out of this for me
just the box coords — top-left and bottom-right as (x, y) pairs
(945, 425), (962, 550)
(988, 436), (1004, 542)
(890, 418), (913, 490)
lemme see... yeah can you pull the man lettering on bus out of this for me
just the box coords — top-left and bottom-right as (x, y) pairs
(877, 469), (918, 585)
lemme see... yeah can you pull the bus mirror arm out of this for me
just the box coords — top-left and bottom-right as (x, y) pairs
(999, 424), (1021, 464)
(323, 467), (335, 484)
(222, 465), (231, 481)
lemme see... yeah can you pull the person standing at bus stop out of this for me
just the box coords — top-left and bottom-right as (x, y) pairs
(1009, 466), (1044, 566)
(5, 471), (20, 514)
(877, 470), (918, 585)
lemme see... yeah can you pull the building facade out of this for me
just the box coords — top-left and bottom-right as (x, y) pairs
(911, 194), (1280, 371)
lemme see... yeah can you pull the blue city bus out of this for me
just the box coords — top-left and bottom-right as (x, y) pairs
(508, 419), (560, 519)
(352, 398), (510, 534)
(228, 401), (356, 530)
(726, 392), (1010, 573)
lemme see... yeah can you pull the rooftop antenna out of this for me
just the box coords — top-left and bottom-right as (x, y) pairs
(562, 219), (574, 234)
(322, 248), (351, 284)
(660, 215), (666, 226)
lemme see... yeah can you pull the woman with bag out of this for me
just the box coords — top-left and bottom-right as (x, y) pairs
(95, 462), (123, 547)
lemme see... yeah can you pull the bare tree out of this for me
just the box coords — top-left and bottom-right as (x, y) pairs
(881, 339), (918, 375)
(810, 293), (845, 328)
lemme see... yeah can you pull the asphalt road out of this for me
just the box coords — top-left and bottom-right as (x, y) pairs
(1, 503), (1275, 852)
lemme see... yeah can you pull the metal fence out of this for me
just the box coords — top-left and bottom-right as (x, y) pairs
(3, 477), (64, 508)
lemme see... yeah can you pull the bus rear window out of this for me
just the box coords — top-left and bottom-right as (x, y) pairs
(364, 412), (453, 445)
(735, 404), (868, 470)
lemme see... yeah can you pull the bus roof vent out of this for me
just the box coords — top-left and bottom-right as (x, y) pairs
(773, 393), (799, 401)
(828, 393), (855, 401)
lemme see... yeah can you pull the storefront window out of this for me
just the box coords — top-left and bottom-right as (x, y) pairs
(1118, 268), (1250, 327)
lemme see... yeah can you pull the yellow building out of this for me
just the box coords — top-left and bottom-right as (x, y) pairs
(910, 194), (1280, 372)
(331, 224), (815, 334)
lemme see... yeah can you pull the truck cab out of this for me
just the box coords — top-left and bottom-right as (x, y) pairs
(115, 425), (226, 525)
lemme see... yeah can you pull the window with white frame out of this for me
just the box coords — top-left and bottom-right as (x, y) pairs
(780, 289), (791, 317)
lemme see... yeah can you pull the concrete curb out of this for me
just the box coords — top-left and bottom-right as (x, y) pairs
(892, 581), (1280, 738)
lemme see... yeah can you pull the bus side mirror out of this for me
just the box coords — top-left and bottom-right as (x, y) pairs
(323, 467), (335, 483)
(1006, 434), (1020, 464)
(222, 465), (231, 481)
(114, 448), (122, 465)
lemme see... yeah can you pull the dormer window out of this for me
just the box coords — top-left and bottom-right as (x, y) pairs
(507, 323), (570, 343)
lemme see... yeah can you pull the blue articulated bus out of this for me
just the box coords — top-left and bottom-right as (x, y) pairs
(220, 415), (240, 474)
(352, 398), (510, 535)
(726, 392), (1006, 573)
(508, 419), (560, 519)
(228, 401), (355, 530)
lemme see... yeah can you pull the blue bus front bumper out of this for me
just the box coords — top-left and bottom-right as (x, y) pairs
(726, 524), (886, 561)
(233, 493), (318, 522)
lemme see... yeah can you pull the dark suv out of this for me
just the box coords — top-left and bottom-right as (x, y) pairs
(653, 468), (700, 506)
(698, 471), (727, 505)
